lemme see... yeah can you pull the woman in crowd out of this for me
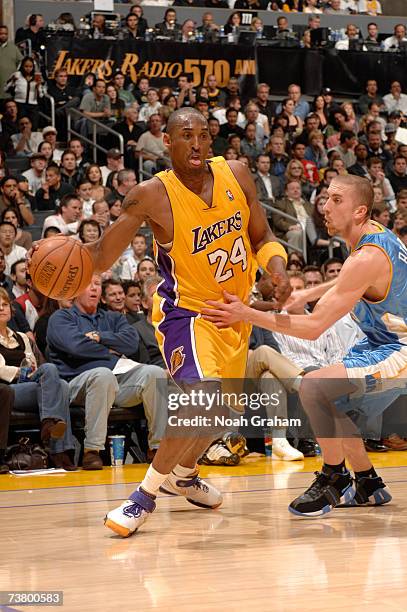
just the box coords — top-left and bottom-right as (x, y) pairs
(341, 101), (359, 134)
(106, 84), (125, 122)
(287, 251), (305, 271)
(285, 159), (314, 200)
(224, 147), (239, 161)
(312, 94), (328, 131)
(0, 208), (32, 250)
(251, 17), (264, 34)
(0, 288), (76, 470)
(85, 164), (107, 201)
(158, 86), (171, 104)
(5, 57), (44, 129)
(139, 88), (161, 122)
(162, 94), (178, 113)
(78, 219), (102, 244)
(304, 129), (328, 170)
(106, 171), (119, 193)
(224, 11), (241, 34)
(107, 196), (122, 224)
(306, 193), (343, 264)
(280, 99), (303, 136)
(37, 141), (55, 166)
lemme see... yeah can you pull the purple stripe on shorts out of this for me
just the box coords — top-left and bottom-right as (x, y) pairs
(156, 244), (177, 307)
(158, 308), (202, 382)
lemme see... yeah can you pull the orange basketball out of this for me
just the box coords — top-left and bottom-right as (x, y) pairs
(29, 235), (94, 299)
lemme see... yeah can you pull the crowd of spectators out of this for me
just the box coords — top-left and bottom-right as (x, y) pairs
(0, 5), (406, 473)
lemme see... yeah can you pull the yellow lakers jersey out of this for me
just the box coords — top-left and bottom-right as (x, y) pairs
(153, 157), (256, 315)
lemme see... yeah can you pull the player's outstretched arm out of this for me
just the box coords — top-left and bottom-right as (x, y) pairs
(283, 278), (337, 312)
(85, 181), (151, 274)
(203, 247), (385, 340)
(228, 160), (291, 306)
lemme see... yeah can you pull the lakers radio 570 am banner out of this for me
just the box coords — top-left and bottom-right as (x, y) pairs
(47, 38), (256, 90)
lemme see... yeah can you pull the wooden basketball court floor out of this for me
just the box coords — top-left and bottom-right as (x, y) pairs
(2, 453), (407, 612)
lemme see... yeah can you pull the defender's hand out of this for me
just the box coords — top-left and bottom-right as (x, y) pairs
(202, 291), (251, 328)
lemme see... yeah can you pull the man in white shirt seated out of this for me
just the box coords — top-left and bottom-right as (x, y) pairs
(10, 117), (43, 157)
(0, 221), (26, 275)
(335, 24), (366, 50)
(22, 152), (47, 196)
(383, 81), (407, 116)
(382, 24), (407, 52)
(41, 194), (83, 237)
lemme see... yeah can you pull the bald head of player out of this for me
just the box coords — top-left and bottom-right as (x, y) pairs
(164, 108), (211, 175)
(324, 174), (374, 240)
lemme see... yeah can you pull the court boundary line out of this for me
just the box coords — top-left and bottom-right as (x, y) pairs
(1, 464), (406, 495)
(1, 477), (407, 510)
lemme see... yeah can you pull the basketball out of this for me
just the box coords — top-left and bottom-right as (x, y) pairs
(28, 235), (94, 299)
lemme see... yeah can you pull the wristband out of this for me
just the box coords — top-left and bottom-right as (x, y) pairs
(256, 241), (288, 271)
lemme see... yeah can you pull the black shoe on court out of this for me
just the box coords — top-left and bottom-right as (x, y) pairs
(289, 467), (355, 518)
(338, 475), (392, 507)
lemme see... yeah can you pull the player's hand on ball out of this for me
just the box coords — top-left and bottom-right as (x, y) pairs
(26, 240), (42, 267)
(202, 291), (250, 327)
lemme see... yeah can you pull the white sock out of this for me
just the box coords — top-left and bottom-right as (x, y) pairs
(173, 464), (197, 477)
(272, 428), (286, 440)
(138, 465), (169, 497)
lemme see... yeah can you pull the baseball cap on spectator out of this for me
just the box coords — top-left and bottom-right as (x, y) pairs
(42, 126), (57, 136)
(106, 148), (123, 159)
(385, 124), (397, 134)
(321, 87), (332, 95)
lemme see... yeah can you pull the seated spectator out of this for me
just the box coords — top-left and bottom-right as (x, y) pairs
(396, 189), (407, 213)
(348, 142), (369, 177)
(41, 194), (83, 237)
(383, 81), (407, 116)
(112, 72), (136, 108)
(287, 251), (305, 271)
(92, 200), (110, 232)
(388, 156), (407, 195)
(107, 196), (122, 224)
(47, 68), (80, 139)
(285, 159), (314, 200)
(276, 84), (310, 122)
(312, 95), (329, 131)
(85, 164), (107, 202)
(113, 169), (137, 204)
(136, 114), (168, 176)
(155, 8), (182, 38)
(100, 149), (124, 186)
(37, 141), (55, 166)
(78, 219), (102, 244)
(219, 108), (245, 140)
(306, 193), (340, 264)
(115, 106), (145, 169)
(1, 208), (32, 250)
(41, 125), (64, 164)
(372, 201), (391, 226)
(101, 279), (126, 314)
(334, 130), (357, 168)
(265, 134), (289, 188)
(322, 257), (343, 280)
(35, 166), (75, 211)
(68, 138), (89, 177)
(0, 24), (22, 102)
(123, 13), (144, 39)
(208, 117), (228, 156)
(324, 0), (347, 13)
(133, 76), (150, 107)
(139, 88), (162, 122)
(76, 180), (94, 218)
(366, 126), (392, 165)
(47, 275), (168, 468)
(123, 280), (143, 324)
(90, 14), (109, 39)
(0, 221), (26, 275)
(382, 24), (407, 52)
(10, 258), (27, 298)
(174, 73), (196, 108)
(292, 141), (319, 186)
(304, 129), (328, 169)
(253, 154), (282, 203)
(136, 257), (158, 282)
(60, 150), (80, 189)
(240, 123), (263, 164)
(121, 233), (148, 280)
(0, 99), (19, 150)
(10, 116), (43, 157)
(393, 210), (407, 238)
(0, 249), (13, 297)
(272, 179), (312, 252)
(78, 79), (112, 136)
(367, 157), (396, 211)
(22, 152), (47, 196)
(303, 0), (323, 13)
(358, 79), (384, 116)
(360, 1), (382, 16)
(0, 288), (75, 469)
(335, 23), (366, 50)
(0, 176), (34, 226)
(5, 57), (44, 130)
(15, 273), (45, 330)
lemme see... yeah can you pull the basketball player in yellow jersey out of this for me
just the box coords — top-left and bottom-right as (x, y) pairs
(83, 108), (291, 537)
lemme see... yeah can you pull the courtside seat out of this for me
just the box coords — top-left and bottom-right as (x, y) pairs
(10, 404), (145, 429)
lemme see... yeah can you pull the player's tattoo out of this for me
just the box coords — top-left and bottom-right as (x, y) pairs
(122, 198), (140, 211)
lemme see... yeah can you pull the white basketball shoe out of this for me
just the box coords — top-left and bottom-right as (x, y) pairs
(272, 438), (304, 461)
(160, 471), (223, 509)
(104, 489), (156, 537)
